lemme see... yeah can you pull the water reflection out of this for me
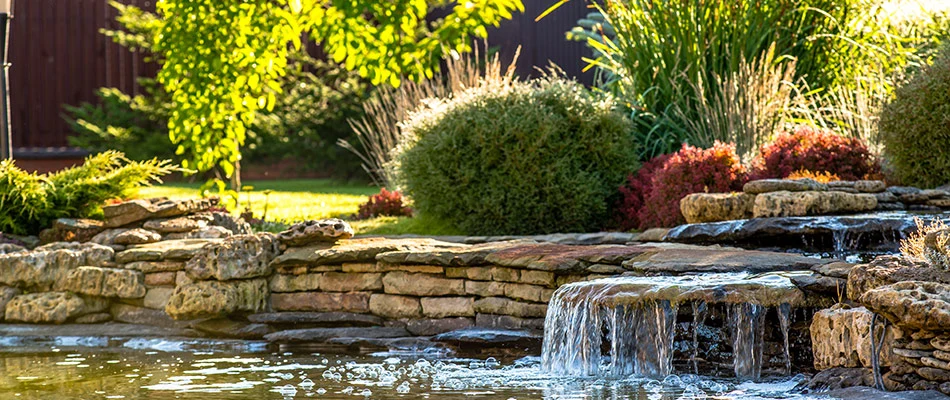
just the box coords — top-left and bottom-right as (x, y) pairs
(0, 337), (823, 399)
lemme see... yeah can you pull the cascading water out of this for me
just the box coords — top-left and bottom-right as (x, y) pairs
(541, 272), (808, 381)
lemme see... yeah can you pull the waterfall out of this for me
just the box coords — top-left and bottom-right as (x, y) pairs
(541, 273), (804, 380)
(778, 303), (792, 375)
(731, 303), (766, 381)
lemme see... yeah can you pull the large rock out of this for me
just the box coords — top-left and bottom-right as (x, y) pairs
(4, 292), (87, 324)
(269, 273), (322, 292)
(679, 192), (755, 224)
(51, 218), (105, 242)
(164, 278), (268, 320)
(0, 243), (26, 255)
(621, 247), (827, 274)
(421, 297), (475, 318)
(744, 178), (826, 194)
(110, 303), (193, 329)
(0, 243), (114, 291)
(186, 234), (279, 281)
(264, 326), (409, 343)
(210, 212), (252, 235)
(271, 237), (460, 267)
(861, 281), (950, 332)
(114, 239), (218, 263)
(57, 266), (146, 298)
(247, 311), (383, 327)
(753, 191), (877, 218)
(113, 228), (162, 245)
(811, 305), (894, 370)
(406, 318), (475, 336)
(164, 226), (232, 240)
(432, 328), (542, 350)
(193, 318), (272, 339)
(102, 197), (217, 228)
(847, 256), (950, 302)
(277, 219), (354, 246)
(0, 286), (20, 321)
(143, 214), (212, 233)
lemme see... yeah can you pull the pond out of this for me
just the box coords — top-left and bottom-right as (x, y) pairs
(0, 337), (823, 400)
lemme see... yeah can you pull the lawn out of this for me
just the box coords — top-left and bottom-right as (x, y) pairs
(135, 179), (461, 236)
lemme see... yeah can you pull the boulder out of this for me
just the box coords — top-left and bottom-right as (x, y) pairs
(622, 247), (827, 274)
(277, 219), (354, 246)
(752, 191), (877, 218)
(193, 318), (272, 339)
(113, 228), (162, 245)
(164, 278), (268, 320)
(143, 287), (175, 309)
(855, 180), (887, 193)
(247, 311), (384, 327)
(51, 218), (105, 242)
(0, 286), (20, 321)
(103, 197), (217, 228)
(89, 228), (130, 246)
(264, 326), (409, 343)
(861, 281), (950, 332)
(164, 226), (232, 240)
(679, 192), (755, 224)
(210, 212), (252, 235)
(0, 243), (26, 255)
(110, 303), (192, 329)
(847, 256), (950, 302)
(186, 234), (279, 281)
(114, 239), (218, 263)
(57, 266), (146, 298)
(810, 305), (894, 370)
(143, 214), (212, 233)
(406, 318), (475, 336)
(743, 178), (826, 194)
(271, 237), (460, 267)
(636, 228), (670, 242)
(432, 328), (542, 350)
(4, 292), (87, 324)
(0, 243), (114, 291)
(269, 273), (322, 292)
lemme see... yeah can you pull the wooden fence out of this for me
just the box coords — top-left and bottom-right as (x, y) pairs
(9, 0), (592, 152)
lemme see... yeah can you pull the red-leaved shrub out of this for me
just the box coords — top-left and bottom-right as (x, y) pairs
(357, 188), (413, 220)
(614, 154), (671, 231)
(618, 142), (747, 229)
(750, 126), (880, 181)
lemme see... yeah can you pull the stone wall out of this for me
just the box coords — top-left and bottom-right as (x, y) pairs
(680, 179), (950, 224)
(809, 251), (950, 395)
(0, 198), (850, 351)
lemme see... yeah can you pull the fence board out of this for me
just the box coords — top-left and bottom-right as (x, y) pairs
(9, 0), (590, 151)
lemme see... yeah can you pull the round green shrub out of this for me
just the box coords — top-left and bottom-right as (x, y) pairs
(880, 47), (950, 188)
(397, 77), (639, 235)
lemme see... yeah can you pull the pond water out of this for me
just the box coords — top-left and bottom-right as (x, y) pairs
(0, 337), (827, 400)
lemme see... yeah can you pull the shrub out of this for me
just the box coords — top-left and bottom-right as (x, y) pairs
(0, 151), (176, 235)
(398, 76), (638, 235)
(635, 142), (747, 229)
(357, 188), (413, 220)
(749, 126), (880, 181)
(880, 46), (950, 188)
(614, 154), (671, 231)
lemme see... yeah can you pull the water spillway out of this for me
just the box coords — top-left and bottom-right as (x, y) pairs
(541, 272), (813, 381)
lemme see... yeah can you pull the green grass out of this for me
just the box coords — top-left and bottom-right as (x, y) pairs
(136, 179), (459, 236)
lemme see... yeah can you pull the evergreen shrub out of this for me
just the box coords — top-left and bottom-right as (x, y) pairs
(398, 77), (638, 235)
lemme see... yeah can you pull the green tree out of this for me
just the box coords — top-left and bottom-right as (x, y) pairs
(155, 0), (523, 191)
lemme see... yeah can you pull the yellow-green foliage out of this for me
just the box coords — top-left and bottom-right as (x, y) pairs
(0, 151), (175, 235)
